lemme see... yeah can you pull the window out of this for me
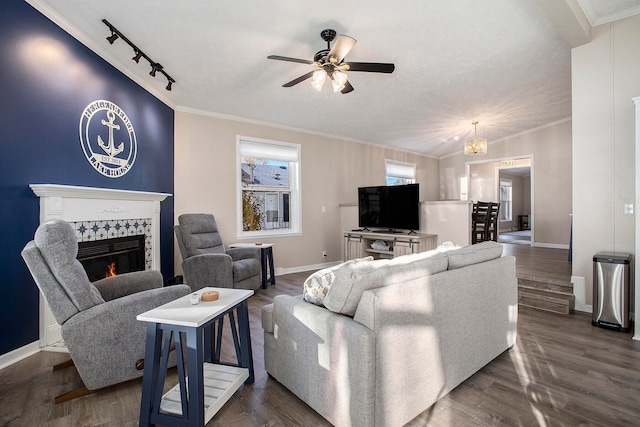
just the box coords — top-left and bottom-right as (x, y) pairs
(237, 137), (301, 237)
(499, 179), (512, 221)
(385, 159), (416, 186)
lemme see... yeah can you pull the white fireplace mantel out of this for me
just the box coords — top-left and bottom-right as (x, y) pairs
(30, 184), (171, 202)
(30, 184), (170, 265)
(30, 184), (172, 348)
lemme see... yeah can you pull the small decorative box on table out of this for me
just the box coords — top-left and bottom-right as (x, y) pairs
(137, 287), (254, 427)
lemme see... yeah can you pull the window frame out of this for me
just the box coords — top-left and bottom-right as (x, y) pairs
(499, 178), (512, 222)
(385, 159), (416, 186)
(236, 136), (302, 239)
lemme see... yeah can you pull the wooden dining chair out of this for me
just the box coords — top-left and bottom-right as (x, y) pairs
(487, 202), (500, 241)
(471, 201), (491, 243)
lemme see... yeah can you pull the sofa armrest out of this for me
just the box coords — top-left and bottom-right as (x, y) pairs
(227, 246), (261, 263)
(264, 294), (376, 426)
(93, 270), (163, 301)
(261, 303), (274, 333)
(182, 253), (233, 290)
(61, 284), (191, 390)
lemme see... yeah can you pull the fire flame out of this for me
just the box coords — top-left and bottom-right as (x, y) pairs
(105, 261), (117, 278)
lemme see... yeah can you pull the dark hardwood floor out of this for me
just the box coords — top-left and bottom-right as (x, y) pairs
(1, 244), (639, 426)
(503, 243), (572, 284)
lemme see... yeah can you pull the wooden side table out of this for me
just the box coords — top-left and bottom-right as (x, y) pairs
(229, 243), (275, 289)
(137, 287), (254, 427)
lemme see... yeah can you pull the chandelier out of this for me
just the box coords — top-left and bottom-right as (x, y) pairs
(464, 121), (487, 155)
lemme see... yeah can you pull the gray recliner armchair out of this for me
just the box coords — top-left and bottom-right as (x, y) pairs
(21, 219), (191, 403)
(175, 213), (262, 291)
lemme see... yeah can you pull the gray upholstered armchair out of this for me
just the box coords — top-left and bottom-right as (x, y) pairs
(175, 213), (262, 291)
(21, 219), (191, 403)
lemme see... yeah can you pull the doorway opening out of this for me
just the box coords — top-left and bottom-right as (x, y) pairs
(466, 156), (533, 246)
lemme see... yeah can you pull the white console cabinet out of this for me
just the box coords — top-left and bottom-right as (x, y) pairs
(344, 231), (437, 261)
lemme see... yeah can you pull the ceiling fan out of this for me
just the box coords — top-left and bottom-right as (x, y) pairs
(267, 29), (395, 94)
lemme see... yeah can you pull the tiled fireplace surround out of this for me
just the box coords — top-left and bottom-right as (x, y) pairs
(30, 184), (171, 349)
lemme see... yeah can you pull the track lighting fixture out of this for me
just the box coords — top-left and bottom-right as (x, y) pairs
(106, 31), (119, 44)
(149, 63), (163, 77)
(102, 19), (176, 91)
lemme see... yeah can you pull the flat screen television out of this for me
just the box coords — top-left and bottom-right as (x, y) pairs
(358, 183), (420, 232)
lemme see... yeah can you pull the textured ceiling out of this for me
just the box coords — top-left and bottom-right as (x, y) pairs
(25, 0), (591, 158)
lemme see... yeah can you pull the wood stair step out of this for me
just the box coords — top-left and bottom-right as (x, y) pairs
(517, 275), (573, 294)
(518, 286), (575, 315)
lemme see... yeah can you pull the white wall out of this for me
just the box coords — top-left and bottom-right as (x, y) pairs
(174, 110), (439, 273)
(572, 15), (640, 308)
(439, 120), (572, 247)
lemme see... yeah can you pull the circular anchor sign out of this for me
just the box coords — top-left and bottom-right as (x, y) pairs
(79, 100), (137, 178)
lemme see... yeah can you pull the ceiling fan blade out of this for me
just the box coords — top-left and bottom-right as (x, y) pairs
(282, 70), (315, 87)
(345, 62), (395, 73)
(341, 80), (354, 94)
(267, 55), (315, 65)
(327, 35), (356, 64)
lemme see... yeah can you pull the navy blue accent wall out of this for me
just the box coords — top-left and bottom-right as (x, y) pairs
(0, 3), (175, 355)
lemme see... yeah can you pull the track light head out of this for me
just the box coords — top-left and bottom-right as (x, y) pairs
(132, 51), (143, 63)
(166, 80), (173, 91)
(106, 32), (119, 44)
(149, 63), (163, 77)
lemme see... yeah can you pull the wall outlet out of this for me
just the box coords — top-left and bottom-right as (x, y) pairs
(322, 250), (327, 257)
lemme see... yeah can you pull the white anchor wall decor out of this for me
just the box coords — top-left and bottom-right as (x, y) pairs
(98, 111), (125, 158)
(79, 100), (138, 178)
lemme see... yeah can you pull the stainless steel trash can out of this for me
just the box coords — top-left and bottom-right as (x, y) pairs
(592, 252), (631, 332)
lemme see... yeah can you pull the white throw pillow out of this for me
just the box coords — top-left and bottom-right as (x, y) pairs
(303, 257), (373, 306)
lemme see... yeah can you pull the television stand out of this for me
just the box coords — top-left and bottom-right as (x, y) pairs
(344, 230), (437, 260)
(373, 229), (405, 234)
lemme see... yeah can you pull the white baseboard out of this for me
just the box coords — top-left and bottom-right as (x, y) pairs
(533, 242), (570, 250)
(571, 275), (593, 313)
(0, 341), (41, 371)
(275, 261), (341, 276)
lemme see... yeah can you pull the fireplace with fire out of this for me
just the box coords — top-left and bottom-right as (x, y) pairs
(77, 235), (146, 281)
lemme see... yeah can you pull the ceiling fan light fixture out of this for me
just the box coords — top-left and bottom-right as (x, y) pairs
(331, 70), (348, 93)
(311, 69), (326, 91)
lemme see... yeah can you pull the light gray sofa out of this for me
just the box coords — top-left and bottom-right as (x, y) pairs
(261, 241), (518, 426)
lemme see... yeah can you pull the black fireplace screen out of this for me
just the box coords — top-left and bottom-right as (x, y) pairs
(77, 234), (146, 282)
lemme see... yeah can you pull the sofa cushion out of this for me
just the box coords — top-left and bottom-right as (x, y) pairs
(447, 241), (503, 270)
(303, 256), (373, 306)
(323, 251), (449, 316)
